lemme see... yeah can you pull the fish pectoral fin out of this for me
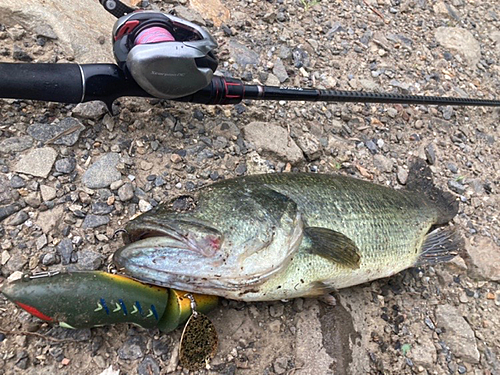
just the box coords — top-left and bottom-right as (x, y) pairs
(304, 227), (361, 269)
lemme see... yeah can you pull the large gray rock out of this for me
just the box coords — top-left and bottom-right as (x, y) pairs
(27, 118), (85, 146)
(14, 147), (57, 178)
(0, 0), (114, 63)
(434, 27), (481, 67)
(243, 122), (303, 164)
(435, 304), (480, 363)
(465, 236), (500, 281)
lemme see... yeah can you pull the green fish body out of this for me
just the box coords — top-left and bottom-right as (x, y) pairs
(114, 160), (461, 301)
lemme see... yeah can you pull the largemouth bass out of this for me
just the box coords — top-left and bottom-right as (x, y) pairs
(114, 159), (462, 301)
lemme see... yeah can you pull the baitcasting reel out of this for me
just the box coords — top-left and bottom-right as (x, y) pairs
(111, 11), (218, 99)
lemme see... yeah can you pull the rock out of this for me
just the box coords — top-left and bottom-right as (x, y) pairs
(424, 143), (437, 165)
(33, 22), (57, 39)
(373, 154), (393, 173)
(243, 122), (303, 164)
(56, 238), (74, 265)
(76, 250), (103, 270)
(279, 45), (292, 60)
(0, 175), (16, 204)
(27, 117), (85, 146)
(110, 180), (124, 191)
(365, 140), (378, 154)
(41, 252), (57, 266)
(82, 153), (121, 189)
(40, 185), (57, 202)
(0, 136), (33, 154)
(397, 166), (408, 185)
(229, 40), (260, 66)
(2, 249), (28, 276)
(7, 211), (28, 226)
(91, 201), (114, 215)
(269, 303), (284, 318)
(139, 199), (152, 213)
(173, 5), (206, 26)
(212, 122), (240, 138)
(35, 234), (47, 250)
(0, 0), (115, 63)
(72, 102), (107, 120)
(55, 157), (76, 174)
(273, 357), (288, 374)
(189, 0), (230, 27)
(10, 175), (26, 188)
(235, 163), (247, 176)
(465, 236), (500, 281)
(1, 250), (10, 266)
(273, 58), (289, 83)
(409, 335), (437, 369)
(435, 304), (479, 363)
(137, 355), (160, 375)
(24, 192), (41, 208)
(434, 27), (481, 67)
(118, 183), (134, 202)
(265, 73), (281, 86)
(152, 338), (170, 357)
(83, 214), (110, 229)
(433, 1), (460, 20)
(14, 147), (57, 178)
(118, 335), (145, 360)
(13, 46), (32, 61)
(360, 79), (380, 91)
(36, 205), (64, 233)
(296, 133), (322, 161)
(448, 180), (466, 194)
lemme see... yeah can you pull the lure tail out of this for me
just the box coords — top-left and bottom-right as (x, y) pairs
(1, 271), (217, 333)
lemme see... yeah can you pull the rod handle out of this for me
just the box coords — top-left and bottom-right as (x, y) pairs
(0, 63), (83, 103)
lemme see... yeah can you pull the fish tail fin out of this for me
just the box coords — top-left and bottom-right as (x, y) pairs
(406, 158), (459, 225)
(415, 227), (463, 266)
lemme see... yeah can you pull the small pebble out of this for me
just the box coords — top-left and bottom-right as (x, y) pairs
(118, 183), (135, 201)
(448, 180), (466, 194)
(139, 199), (153, 212)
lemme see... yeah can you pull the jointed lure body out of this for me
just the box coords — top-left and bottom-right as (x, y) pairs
(1, 271), (217, 333)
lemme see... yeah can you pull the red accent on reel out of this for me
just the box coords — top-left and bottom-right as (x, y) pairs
(115, 20), (140, 41)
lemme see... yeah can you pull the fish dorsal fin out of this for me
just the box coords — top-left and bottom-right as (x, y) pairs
(304, 227), (361, 269)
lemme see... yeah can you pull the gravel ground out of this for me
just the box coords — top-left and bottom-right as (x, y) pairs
(1, 0), (500, 374)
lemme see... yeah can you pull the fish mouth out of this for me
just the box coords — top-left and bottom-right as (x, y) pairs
(123, 216), (223, 258)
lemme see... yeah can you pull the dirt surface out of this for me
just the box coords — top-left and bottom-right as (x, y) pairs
(1, 0), (500, 374)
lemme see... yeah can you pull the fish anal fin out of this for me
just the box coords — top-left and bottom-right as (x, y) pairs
(304, 227), (361, 269)
(415, 226), (463, 267)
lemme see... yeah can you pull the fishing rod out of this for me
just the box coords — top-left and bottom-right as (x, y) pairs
(0, 0), (499, 110)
